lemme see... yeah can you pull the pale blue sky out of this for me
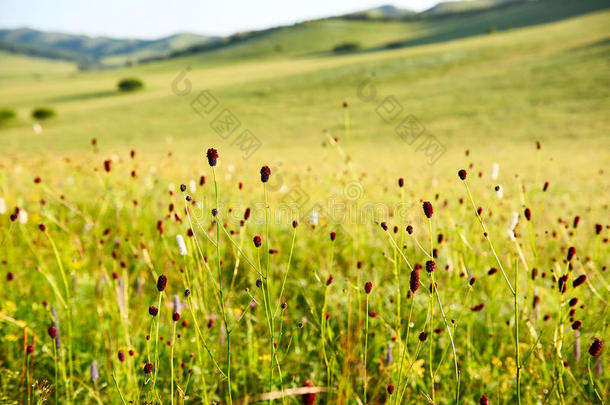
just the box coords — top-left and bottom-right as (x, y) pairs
(0, 0), (441, 39)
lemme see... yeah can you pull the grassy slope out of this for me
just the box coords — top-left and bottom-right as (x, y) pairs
(0, 9), (608, 161)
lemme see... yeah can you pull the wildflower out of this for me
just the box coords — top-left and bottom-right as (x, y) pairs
(47, 326), (57, 339)
(173, 312), (181, 322)
(149, 306), (159, 316)
(425, 260), (435, 273)
(410, 269), (420, 293)
(260, 166), (271, 183)
(0, 198), (5, 214)
(330, 231), (336, 241)
(419, 331), (427, 341)
(490, 163), (499, 180)
(569, 297), (578, 307)
(18, 209), (28, 224)
(386, 345), (393, 364)
(211, 208), (218, 216)
(469, 277), (476, 286)
(292, 220), (298, 228)
(326, 275), (334, 286)
(543, 181), (549, 191)
(387, 384), (395, 395)
(589, 339), (602, 356)
(380, 222), (388, 231)
(558, 274), (569, 293)
(480, 395), (489, 405)
(157, 275), (167, 292)
(144, 363), (153, 374)
(118, 350), (125, 362)
(90, 361), (99, 381)
(253, 235), (262, 248)
(573, 216), (580, 228)
(573, 275), (587, 287)
(26, 345), (34, 355)
(566, 246), (576, 261)
(471, 303), (485, 312)
(458, 169), (467, 180)
(398, 178), (404, 188)
(184, 289), (191, 297)
(368, 311), (377, 318)
(104, 160), (111, 172)
(7, 272), (14, 281)
(244, 208), (251, 220)
(199, 175), (206, 186)
(176, 235), (187, 256)
(256, 279), (263, 288)
(488, 267), (498, 275)
(495, 185), (503, 198)
(571, 320), (582, 330)
(406, 225), (413, 234)
(281, 302), (287, 310)
(595, 224), (602, 234)
(423, 201), (433, 218)
(206, 148), (218, 166)
(302, 380), (316, 405)
(364, 281), (372, 294)
(311, 210), (319, 226)
(180, 184), (186, 192)
(524, 208), (531, 221)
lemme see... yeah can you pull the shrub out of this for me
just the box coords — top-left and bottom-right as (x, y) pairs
(118, 78), (144, 92)
(0, 108), (16, 124)
(32, 107), (55, 120)
(332, 42), (361, 53)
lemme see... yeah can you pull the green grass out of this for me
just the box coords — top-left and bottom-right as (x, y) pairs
(0, 5), (608, 405)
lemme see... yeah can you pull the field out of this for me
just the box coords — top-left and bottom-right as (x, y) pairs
(0, 2), (609, 404)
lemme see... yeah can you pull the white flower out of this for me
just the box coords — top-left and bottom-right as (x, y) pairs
(311, 210), (319, 226)
(168, 183), (175, 192)
(83, 223), (93, 233)
(491, 163), (499, 180)
(176, 234), (187, 256)
(189, 180), (196, 193)
(507, 211), (519, 241)
(0, 197), (5, 214)
(33, 123), (42, 134)
(496, 185), (503, 199)
(19, 209), (28, 224)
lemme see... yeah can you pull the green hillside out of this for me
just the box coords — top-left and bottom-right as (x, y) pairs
(0, 7), (608, 158)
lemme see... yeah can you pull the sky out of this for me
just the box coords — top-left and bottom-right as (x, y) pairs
(0, 0), (443, 39)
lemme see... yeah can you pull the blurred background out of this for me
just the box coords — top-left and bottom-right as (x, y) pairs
(0, 0), (608, 163)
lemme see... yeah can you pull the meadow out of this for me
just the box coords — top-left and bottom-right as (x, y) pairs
(0, 2), (609, 404)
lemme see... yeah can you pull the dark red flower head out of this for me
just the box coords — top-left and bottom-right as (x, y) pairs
(143, 363), (153, 374)
(423, 201), (433, 218)
(206, 148), (218, 166)
(330, 231), (336, 241)
(39, 223), (46, 232)
(157, 275), (167, 292)
(380, 222), (388, 231)
(173, 312), (181, 322)
(595, 223), (603, 235)
(419, 331), (427, 341)
(326, 275), (334, 286)
(572, 274), (587, 288)
(458, 169), (467, 180)
(398, 178), (404, 188)
(410, 269), (420, 293)
(524, 208), (531, 221)
(253, 235), (262, 248)
(292, 220), (298, 228)
(149, 306), (159, 316)
(244, 208), (251, 220)
(260, 166), (271, 183)
(571, 320), (582, 330)
(48, 326), (57, 339)
(103, 160), (111, 172)
(480, 395), (489, 405)
(387, 384), (394, 395)
(302, 380), (316, 405)
(406, 225), (413, 234)
(426, 260), (435, 273)
(364, 281), (372, 294)
(118, 350), (125, 362)
(589, 338), (603, 356)
(566, 246), (576, 262)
